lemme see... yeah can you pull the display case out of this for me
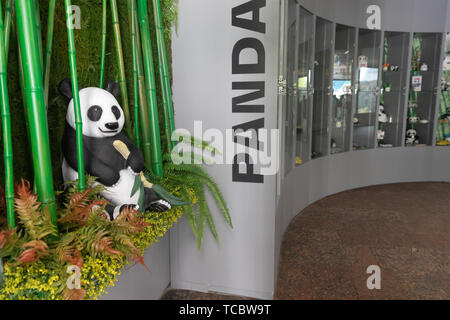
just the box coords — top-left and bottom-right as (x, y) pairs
(283, 0), (298, 175)
(279, 5), (448, 179)
(312, 17), (333, 159)
(295, 7), (314, 165)
(353, 28), (381, 150)
(331, 24), (355, 154)
(437, 32), (450, 146)
(379, 31), (411, 147)
(406, 32), (442, 146)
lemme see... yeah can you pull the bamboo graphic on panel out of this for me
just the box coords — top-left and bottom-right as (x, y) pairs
(129, 0), (156, 171)
(137, 0), (164, 178)
(111, 0), (132, 137)
(152, 0), (176, 150)
(100, 0), (107, 88)
(43, 0), (56, 106)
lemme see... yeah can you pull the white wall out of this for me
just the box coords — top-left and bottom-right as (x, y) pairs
(170, 0), (281, 299)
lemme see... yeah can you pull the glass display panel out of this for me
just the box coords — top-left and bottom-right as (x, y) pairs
(295, 7), (314, 165)
(331, 24), (355, 154)
(379, 32), (410, 148)
(312, 17), (333, 159)
(437, 32), (450, 146)
(353, 29), (381, 150)
(283, 0), (298, 175)
(407, 32), (442, 146)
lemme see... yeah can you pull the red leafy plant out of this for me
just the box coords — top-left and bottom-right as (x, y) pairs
(0, 177), (152, 300)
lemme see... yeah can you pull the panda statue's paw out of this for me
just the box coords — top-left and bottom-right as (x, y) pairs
(148, 200), (171, 213)
(119, 204), (138, 213)
(106, 204), (138, 221)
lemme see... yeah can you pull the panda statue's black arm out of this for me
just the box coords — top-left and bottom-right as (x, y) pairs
(62, 122), (123, 186)
(115, 132), (145, 174)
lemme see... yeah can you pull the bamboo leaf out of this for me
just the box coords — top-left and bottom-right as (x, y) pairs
(138, 182), (145, 211)
(152, 184), (191, 206)
(130, 174), (142, 198)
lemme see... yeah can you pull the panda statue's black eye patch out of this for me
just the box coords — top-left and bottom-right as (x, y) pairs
(111, 106), (121, 120)
(87, 105), (103, 122)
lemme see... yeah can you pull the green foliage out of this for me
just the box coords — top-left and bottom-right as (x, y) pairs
(0, 176), (184, 300)
(0, 0), (179, 187)
(145, 153), (233, 249)
(0, 0), (232, 299)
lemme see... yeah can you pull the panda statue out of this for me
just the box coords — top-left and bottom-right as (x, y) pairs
(59, 79), (171, 220)
(405, 129), (419, 146)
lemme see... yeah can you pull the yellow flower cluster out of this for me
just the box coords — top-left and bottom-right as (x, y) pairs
(0, 203), (187, 300)
(81, 255), (124, 300)
(0, 262), (61, 300)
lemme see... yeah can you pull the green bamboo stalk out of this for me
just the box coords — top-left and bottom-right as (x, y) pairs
(4, 0), (13, 62)
(16, 29), (36, 195)
(110, 0), (132, 137)
(15, 22), (29, 151)
(15, 0), (57, 227)
(151, 0), (176, 150)
(130, 0), (141, 149)
(0, 1), (15, 229)
(130, 0), (154, 170)
(99, 0), (107, 88)
(43, 0), (56, 107)
(64, 0), (86, 192)
(33, 0), (43, 72)
(137, 0), (163, 177)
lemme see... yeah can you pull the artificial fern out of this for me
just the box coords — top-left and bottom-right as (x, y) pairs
(144, 150), (232, 249)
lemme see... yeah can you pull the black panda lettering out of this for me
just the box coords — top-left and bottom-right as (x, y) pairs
(60, 79), (171, 220)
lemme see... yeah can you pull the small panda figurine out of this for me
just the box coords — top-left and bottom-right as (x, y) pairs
(59, 79), (171, 220)
(378, 104), (388, 124)
(405, 129), (419, 146)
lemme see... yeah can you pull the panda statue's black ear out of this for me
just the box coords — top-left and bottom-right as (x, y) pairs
(106, 80), (120, 98)
(58, 78), (73, 100)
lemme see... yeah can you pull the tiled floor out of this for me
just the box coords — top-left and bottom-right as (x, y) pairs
(275, 182), (450, 299)
(161, 289), (254, 300)
(163, 182), (450, 300)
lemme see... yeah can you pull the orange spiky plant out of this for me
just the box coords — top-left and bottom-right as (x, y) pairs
(0, 176), (155, 299)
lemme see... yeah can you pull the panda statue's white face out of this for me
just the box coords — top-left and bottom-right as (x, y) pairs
(66, 87), (125, 138)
